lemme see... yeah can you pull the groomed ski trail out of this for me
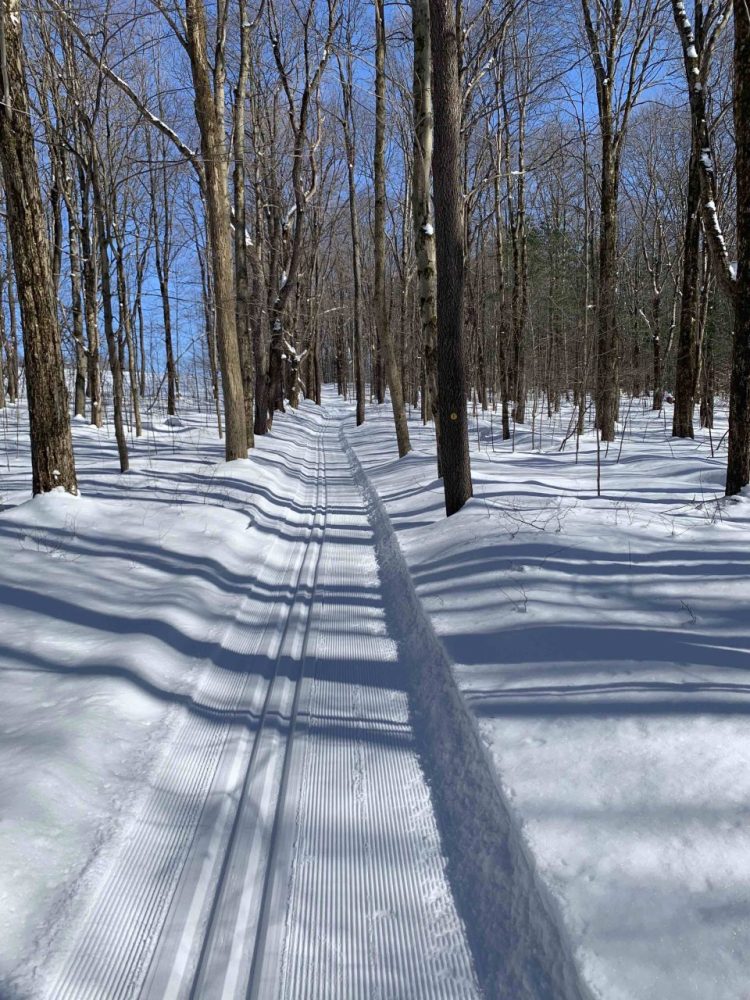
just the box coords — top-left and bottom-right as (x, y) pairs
(45, 403), (481, 1000)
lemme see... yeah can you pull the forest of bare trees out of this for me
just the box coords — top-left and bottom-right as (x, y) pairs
(0, 0), (749, 512)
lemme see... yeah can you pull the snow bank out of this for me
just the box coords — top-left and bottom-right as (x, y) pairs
(344, 394), (750, 1000)
(0, 402), (317, 997)
(341, 415), (591, 1000)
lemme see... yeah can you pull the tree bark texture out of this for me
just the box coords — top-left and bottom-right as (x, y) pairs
(185, 0), (247, 460)
(430, 0), (472, 515)
(375, 0), (410, 457)
(66, 188), (88, 419)
(78, 167), (102, 427)
(412, 0), (440, 465)
(673, 145), (702, 437)
(90, 150), (129, 473)
(726, 3), (750, 496)
(0, 0), (77, 494)
(596, 132), (620, 442)
(233, 0), (255, 447)
(339, 52), (366, 427)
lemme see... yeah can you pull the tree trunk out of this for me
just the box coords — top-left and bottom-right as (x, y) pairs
(233, 0), (255, 447)
(374, 0), (410, 457)
(339, 48), (366, 427)
(148, 148), (178, 418)
(90, 152), (129, 472)
(0, 0), (77, 494)
(67, 188), (88, 419)
(6, 258), (19, 403)
(412, 0), (440, 467)
(726, 4), (750, 496)
(652, 331), (662, 411)
(197, 232), (223, 437)
(596, 136), (619, 442)
(114, 231), (142, 437)
(0, 278), (6, 409)
(133, 239), (148, 398)
(673, 145), (701, 437)
(430, 0), (472, 515)
(185, 0), (247, 460)
(699, 327), (714, 429)
(78, 167), (102, 427)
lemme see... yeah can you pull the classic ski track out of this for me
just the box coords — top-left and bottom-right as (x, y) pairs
(48, 420), (323, 1000)
(47, 407), (482, 1000)
(182, 419), (328, 1000)
(255, 415), (481, 1000)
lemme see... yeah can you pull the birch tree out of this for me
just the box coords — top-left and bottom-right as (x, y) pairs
(670, 0), (732, 437)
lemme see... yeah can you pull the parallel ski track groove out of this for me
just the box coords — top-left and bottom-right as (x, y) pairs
(244, 423), (329, 999)
(50, 424), (322, 1000)
(186, 417), (328, 999)
(275, 422), (481, 1000)
(49, 409), (481, 1000)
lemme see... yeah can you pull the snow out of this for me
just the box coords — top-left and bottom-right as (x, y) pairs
(0, 393), (478, 999)
(0, 411), (283, 995)
(346, 395), (750, 1000)
(4, 386), (750, 1000)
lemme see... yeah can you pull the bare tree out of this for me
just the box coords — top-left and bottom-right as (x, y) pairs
(670, 1), (732, 437)
(430, 0), (472, 515)
(232, 0), (261, 446)
(374, 0), (410, 456)
(337, 5), (365, 426)
(146, 125), (179, 419)
(727, 0), (750, 495)
(58, 0), (249, 459)
(265, 0), (336, 422)
(580, 0), (663, 441)
(184, 0), (248, 458)
(412, 0), (440, 465)
(0, 0), (77, 495)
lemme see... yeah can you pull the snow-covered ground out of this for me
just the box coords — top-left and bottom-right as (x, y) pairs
(0, 403), (294, 994)
(0, 394), (480, 1000)
(3, 386), (749, 1000)
(347, 394), (750, 1000)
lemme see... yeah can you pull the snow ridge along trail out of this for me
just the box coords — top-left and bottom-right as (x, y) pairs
(46, 402), (480, 1000)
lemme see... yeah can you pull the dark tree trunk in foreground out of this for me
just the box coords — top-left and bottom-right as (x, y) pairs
(430, 0), (472, 516)
(412, 0), (440, 470)
(671, 2), (726, 440)
(594, 112), (620, 442)
(727, 2), (750, 496)
(0, 0), (77, 495)
(673, 146), (701, 438)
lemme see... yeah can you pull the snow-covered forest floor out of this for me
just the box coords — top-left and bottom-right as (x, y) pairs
(1, 387), (749, 999)
(349, 393), (750, 1000)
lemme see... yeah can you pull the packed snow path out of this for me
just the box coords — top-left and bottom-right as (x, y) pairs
(47, 407), (481, 1000)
